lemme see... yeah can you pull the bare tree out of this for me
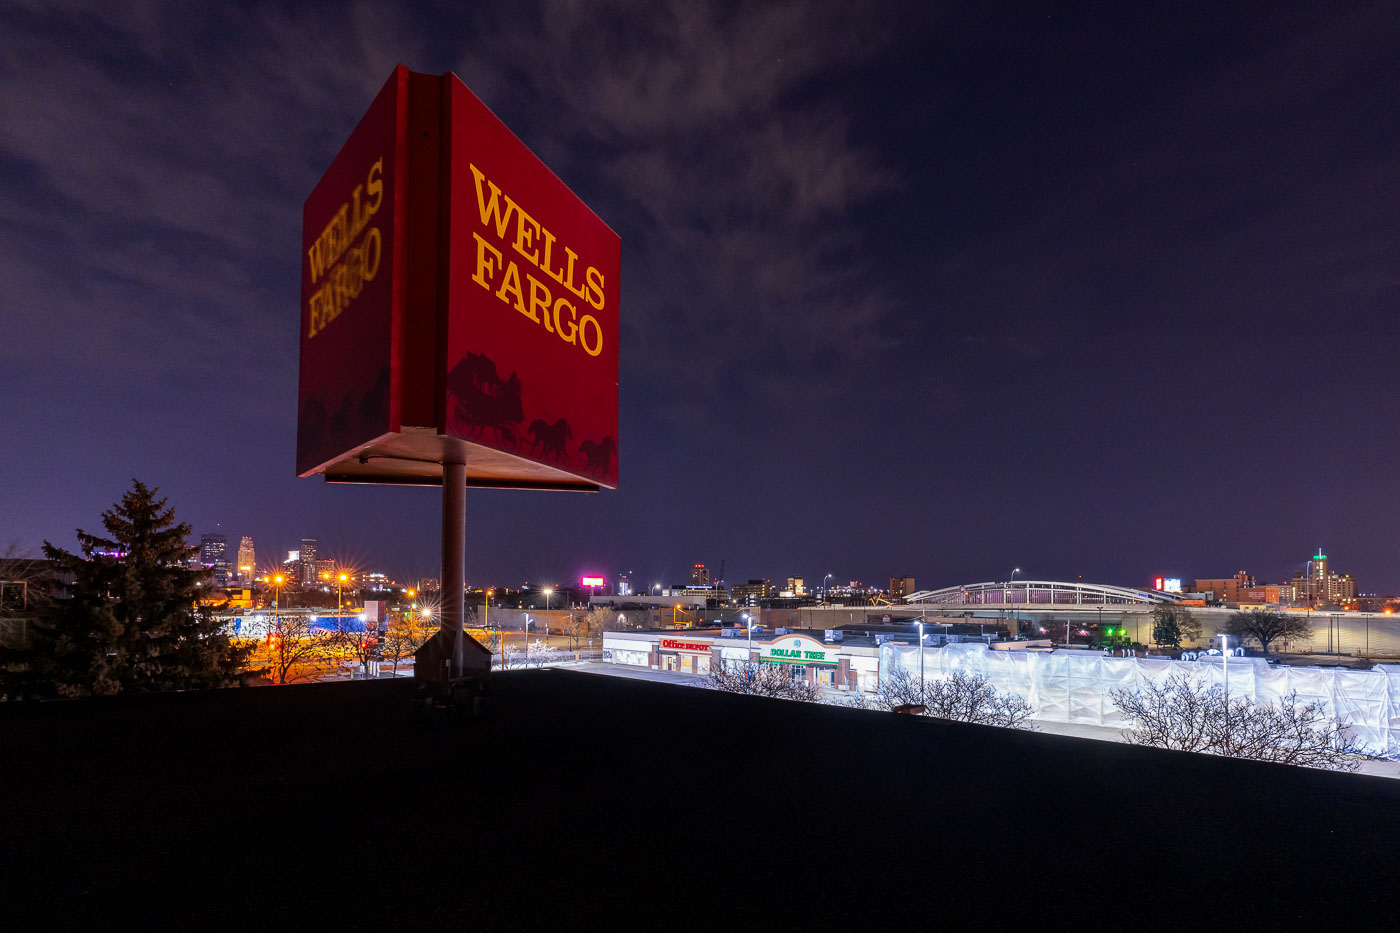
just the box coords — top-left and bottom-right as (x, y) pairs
(707, 660), (819, 701)
(1225, 610), (1310, 655)
(863, 668), (1036, 729)
(381, 612), (436, 676)
(1108, 672), (1218, 751)
(560, 611), (593, 649)
(1110, 672), (1362, 770)
(499, 639), (560, 670)
(251, 614), (336, 685)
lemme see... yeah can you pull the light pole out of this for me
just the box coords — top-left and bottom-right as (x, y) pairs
(1009, 568), (1021, 634)
(747, 614), (757, 662)
(917, 621), (925, 699)
(484, 588), (494, 645)
(1219, 633), (1231, 737)
(337, 572), (349, 632)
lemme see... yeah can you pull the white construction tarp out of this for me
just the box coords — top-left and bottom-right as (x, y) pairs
(880, 643), (1400, 757)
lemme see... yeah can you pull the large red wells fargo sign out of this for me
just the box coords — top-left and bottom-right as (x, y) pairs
(298, 66), (620, 491)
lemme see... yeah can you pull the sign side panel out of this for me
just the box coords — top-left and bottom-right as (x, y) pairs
(441, 76), (620, 488)
(296, 66), (408, 477)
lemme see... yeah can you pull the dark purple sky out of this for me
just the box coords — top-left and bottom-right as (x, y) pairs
(3, 2), (1398, 593)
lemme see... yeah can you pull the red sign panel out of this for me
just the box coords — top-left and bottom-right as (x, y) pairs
(443, 80), (620, 487)
(296, 67), (619, 491)
(297, 68), (408, 477)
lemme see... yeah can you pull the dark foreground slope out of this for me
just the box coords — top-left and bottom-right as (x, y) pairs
(2, 670), (1396, 929)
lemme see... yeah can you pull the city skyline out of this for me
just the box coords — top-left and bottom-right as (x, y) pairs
(177, 525), (1381, 604)
(4, 4), (1398, 592)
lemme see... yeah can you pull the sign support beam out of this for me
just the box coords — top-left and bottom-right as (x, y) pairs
(442, 460), (466, 675)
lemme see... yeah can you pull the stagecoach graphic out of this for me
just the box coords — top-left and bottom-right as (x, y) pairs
(447, 352), (523, 451)
(445, 351), (616, 483)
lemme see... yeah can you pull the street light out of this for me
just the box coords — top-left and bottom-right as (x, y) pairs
(336, 572), (350, 633)
(1219, 633), (1232, 736)
(485, 588), (495, 653)
(747, 614), (757, 661)
(1009, 568), (1021, 634)
(823, 573), (834, 605)
(917, 620), (925, 698)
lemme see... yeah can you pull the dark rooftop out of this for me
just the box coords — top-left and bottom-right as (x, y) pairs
(3, 670), (1397, 926)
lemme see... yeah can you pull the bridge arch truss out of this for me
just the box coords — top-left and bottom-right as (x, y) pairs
(902, 580), (1184, 607)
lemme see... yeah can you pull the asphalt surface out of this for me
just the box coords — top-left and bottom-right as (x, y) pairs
(3, 671), (1398, 929)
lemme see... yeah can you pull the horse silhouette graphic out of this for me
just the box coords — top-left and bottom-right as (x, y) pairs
(528, 418), (572, 463)
(579, 435), (616, 475)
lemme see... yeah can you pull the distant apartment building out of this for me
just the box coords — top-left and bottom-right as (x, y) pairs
(1192, 570), (1255, 604)
(889, 577), (917, 600)
(1239, 585), (1283, 606)
(200, 533), (229, 586)
(690, 564), (710, 586)
(786, 577), (806, 596)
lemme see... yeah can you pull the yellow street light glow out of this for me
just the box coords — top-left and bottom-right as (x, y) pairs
(339, 573), (349, 583)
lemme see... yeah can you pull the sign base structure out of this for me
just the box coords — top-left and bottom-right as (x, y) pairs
(297, 66), (620, 688)
(298, 66), (620, 495)
(321, 428), (601, 492)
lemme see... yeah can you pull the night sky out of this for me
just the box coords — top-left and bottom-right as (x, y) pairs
(3, 2), (1398, 594)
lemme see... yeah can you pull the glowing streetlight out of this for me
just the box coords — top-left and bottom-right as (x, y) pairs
(917, 620), (925, 698)
(330, 571), (349, 632)
(746, 612), (757, 660)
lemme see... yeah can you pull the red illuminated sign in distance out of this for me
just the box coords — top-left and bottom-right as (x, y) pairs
(660, 638), (711, 653)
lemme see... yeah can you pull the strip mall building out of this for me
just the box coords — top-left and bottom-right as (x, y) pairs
(602, 629), (883, 692)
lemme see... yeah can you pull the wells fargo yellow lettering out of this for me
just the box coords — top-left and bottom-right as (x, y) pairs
(307, 158), (384, 339)
(469, 163), (607, 358)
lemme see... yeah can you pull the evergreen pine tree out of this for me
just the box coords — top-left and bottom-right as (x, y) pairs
(21, 479), (258, 697)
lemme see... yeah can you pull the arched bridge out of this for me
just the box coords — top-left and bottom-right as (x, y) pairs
(902, 580), (1184, 608)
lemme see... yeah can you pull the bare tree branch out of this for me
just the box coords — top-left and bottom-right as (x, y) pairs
(1110, 672), (1361, 770)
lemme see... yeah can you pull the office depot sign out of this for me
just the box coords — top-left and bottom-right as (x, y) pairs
(298, 67), (619, 491)
(660, 638), (711, 654)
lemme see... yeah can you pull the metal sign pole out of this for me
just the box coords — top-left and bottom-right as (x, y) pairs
(442, 461), (466, 677)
